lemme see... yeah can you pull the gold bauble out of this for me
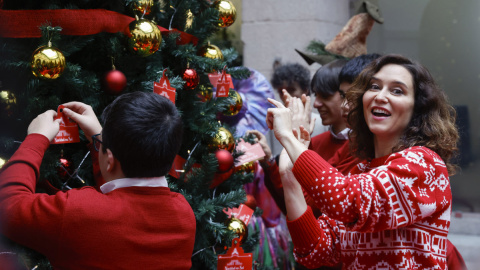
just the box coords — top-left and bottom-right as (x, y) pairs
(197, 85), (213, 102)
(209, 127), (235, 153)
(31, 45), (65, 79)
(197, 43), (224, 61)
(0, 157), (8, 169)
(235, 161), (255, 174)
(225, 217), (247, 243)
(131, 0), (154, 15)
(223, 90), (243, 116)
(213, 0), (236, 28)
(0, 90), (17, 118)
(127, 18), (162, 57)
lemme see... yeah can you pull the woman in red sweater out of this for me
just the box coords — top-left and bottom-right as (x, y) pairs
(266, 54), (459, 269)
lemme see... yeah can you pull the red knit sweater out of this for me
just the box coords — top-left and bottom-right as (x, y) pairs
(326, 141), (362, 175)
(263, 131), (349, 217)
(0, 134), (196, 270)
(288, 147), (451, 269)
(309, 131), (347, 162)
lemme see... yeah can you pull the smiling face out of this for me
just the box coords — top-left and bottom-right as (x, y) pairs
(313, 91), (346, 134)
(362, 64), (415, 149)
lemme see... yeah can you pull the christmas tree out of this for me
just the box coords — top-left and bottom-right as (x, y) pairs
(0, 0), (260, 269)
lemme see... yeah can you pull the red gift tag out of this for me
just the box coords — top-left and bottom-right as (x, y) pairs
(223, 204), (254, 226)
(208, 73), (234, 89)
(215, 67), (232, 97)
(53, 105), (80, 144)
(234, 139), (266, 167)
(217, 238), (253, 270)
(154, 69), (176, 104)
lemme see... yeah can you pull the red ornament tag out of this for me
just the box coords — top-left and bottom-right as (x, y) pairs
(223, 204), (254, 226)
(53, 105), (80, 144)
(154, 69), (176, 104)
(234, 139), (266, 167)
(208, 72), (234, 89)
(216, 68), (231, 97)
(217, 238), (253, 270)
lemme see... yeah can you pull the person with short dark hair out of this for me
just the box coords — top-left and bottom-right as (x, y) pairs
(309, 59), (349, 160)
(338, 53), (382, 85)
(0, 92), (196, 269)
(99, 92), (184, 178)
(267, 54), (458, 269)
(271, 63), (311, 102)
(269, 62), (327, 158)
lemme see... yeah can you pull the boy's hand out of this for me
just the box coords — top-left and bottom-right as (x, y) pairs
(62, 102), (102, 143)
(27, 110), (62, 141)
(246, 130), (272, 161)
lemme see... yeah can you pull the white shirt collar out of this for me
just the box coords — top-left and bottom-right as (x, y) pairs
(100, 176), (168, 194)
(330, 127), (350, 140)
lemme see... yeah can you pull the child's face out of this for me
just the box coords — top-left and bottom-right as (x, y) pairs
(314, 91), (345, 131)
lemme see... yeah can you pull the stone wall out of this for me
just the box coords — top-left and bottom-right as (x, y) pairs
(240, 0), (350, 82)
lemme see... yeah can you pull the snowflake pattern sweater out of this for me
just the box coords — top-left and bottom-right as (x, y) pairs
(288, 146), (451, 270)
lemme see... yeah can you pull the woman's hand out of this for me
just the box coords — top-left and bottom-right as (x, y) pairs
(293, 125), (311, 148)
(267, 98), (309, 164)
(287, 93), (316, 135)
(266, 98), (294, 142)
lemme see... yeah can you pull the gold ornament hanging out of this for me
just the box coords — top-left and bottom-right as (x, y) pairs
(223, 89), (243, 116)
(0, 90), (17, 118)
(197, 43), (224, 61)
(235, 161), (255, 174)
(131, 0), (154, 15)
(213, 0), (236, 28)
(225, 217), (247, 243)
(31, 43), (66, 79)
(127, 18), (162, 57)
(197, 85), (213, 102)
(0, 157), (8, 169)
(208, 126), (235, 153)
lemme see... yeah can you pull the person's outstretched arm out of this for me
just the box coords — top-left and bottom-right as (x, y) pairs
(0, 110), (66, 256)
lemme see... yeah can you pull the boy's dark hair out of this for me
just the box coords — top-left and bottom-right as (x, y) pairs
(339, 53), (382, 84)
(101, 92), (183, 178)
(270, 63), (311, 95)
(310, 59), (348, 98)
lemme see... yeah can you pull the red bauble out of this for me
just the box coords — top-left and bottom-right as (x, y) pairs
(182, 68), (199, 90)
(104, 70), (127, 95)
(216, 149), (234, 172)
(57, 157), (73, 181)
(244, 194), (257, 210)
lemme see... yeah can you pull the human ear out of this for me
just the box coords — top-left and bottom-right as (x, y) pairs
(106, 149), (116, 172)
